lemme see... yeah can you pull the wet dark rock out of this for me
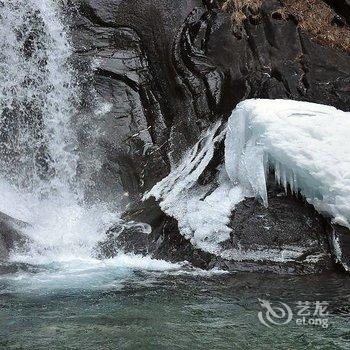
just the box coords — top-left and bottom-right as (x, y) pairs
(96, 198), (214, 269)
(0, 212), (30, 262)
(70, 0), (250, 204)
(210, 258), (332, 275)
(73, 0), (350, 272)
(227, 176), (329, 253)
(220, 174), (334, 273)
(237, 0), (350, 111)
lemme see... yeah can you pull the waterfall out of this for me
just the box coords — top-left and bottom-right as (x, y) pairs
(0, 0), (78, 195)
(0, 0), (116, 263)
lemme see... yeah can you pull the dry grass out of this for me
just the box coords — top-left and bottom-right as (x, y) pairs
(281, 0), (350, 52)
(221, 0), (262, 37)
(221, 0), (350, 52)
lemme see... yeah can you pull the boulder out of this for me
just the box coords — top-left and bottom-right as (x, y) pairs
(95, 198), (214, 269)
(99, 177), (334, 274)
(0, 212), (30, 262)
(219, 174), (334, 273)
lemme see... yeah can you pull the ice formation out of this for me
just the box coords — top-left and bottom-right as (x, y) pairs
(147, 98), (350, 261)
(145, 122), (247, 254)
(226, 99), (350, 229)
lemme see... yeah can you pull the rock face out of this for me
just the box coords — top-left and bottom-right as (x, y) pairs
(72, 0), (350, 272)
(0, 212), (29, 262)
(241, 1), (350, 110)
(72, 0), (350, 202)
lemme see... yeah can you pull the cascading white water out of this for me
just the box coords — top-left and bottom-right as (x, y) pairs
(0, 0), (116, 264)
(0, 0), (78, 194)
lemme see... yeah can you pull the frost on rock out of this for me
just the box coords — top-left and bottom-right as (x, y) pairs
(226, 99), (350, 229)
(145, 121), (247, 255)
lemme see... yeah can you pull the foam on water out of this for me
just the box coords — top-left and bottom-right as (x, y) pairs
(0, 254), (186, 294)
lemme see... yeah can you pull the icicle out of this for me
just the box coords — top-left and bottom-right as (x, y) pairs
(274, 160), (281, 185)
(289, 171), (294, 194)
(293, 171), (298, 196)
(281, 165), (287, 194)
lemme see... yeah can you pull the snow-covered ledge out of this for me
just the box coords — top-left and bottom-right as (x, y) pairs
(226, 99), (350, 229)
